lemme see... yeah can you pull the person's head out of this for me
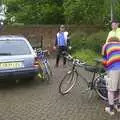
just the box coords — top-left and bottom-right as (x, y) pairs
(111, 20), (119, 30)
(60, 24), (65, 32)
(107, 37), (120, 43)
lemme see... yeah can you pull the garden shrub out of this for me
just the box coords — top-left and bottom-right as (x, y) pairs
(71, 30), (108, 53)
(86, 31), (108, 53)
(70, 30), (108, 64)
(73, 49), (100, 65)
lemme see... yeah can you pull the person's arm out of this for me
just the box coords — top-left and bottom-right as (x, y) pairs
(67, 35), (70, 46)
(101, 44), (108, 67)
(66, 31), (71, 47)
(101, 44), (106, 56)
(55, 35), (58, 46)
(106, 32), (111, 43)
(53, 35), (58, 50)
(102, 55), (107, 67)
(106, 37), (109, 43)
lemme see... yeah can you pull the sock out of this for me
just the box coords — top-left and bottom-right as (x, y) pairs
(108, 91), (114, 106)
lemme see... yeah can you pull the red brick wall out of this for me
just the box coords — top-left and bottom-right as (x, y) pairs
(0, 25), (101, 52)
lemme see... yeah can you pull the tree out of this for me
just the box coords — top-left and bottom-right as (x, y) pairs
(6, 0), (65, 24)
(63, 0), (120, 25)
(6, 0), (120, 25)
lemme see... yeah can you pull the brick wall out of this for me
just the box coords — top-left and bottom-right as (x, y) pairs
(0, 25), (101, 52)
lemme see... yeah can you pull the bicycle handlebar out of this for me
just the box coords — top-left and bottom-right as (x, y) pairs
(65, 54), (73, 61)
(42, 50), (48, 53)
(64, 53), (86, 67)
(73, 59), (86, 67)
(63, 52), (104, 73)
(65, 53), (104, 73)
(35, 48), (49, 54)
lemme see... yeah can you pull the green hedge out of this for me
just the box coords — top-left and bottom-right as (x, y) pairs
(71, 30), (108, 53)
(71, 30), (109, 64)
(73, 49), (100, 65)
(71, 31), (88, 52)
(86, 31), (108, 53)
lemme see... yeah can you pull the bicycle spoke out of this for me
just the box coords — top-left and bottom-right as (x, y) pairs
(88, 90), (95, 101)
(94, 74), (108, 100)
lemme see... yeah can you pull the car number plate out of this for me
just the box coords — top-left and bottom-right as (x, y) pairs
(0, 62), (24, 69)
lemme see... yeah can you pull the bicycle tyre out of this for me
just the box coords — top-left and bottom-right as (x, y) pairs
(94, 74), (108, 101)
(41, 62), (52, 83)
(44, 71), (50, 83)
(59, 70), (78, 95)
(46, 61), (53, 77)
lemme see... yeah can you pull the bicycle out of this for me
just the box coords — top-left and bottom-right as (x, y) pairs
(35, 48), (52, 83)
(58, 47), (73, 67)
(59, 53), (108, 100)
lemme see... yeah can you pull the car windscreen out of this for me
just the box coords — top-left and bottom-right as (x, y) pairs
(0, 39), (31, 55)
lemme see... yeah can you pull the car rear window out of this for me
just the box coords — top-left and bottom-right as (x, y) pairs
(0, 39), (31, 55)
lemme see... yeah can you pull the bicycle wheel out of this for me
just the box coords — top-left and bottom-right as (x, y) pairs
(46, 61), (53, 76)
(42, 62), (52, 83)
(59, 70), (78, 95)
(94, 74), (108, 100)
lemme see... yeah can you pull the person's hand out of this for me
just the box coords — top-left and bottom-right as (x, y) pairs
(68, 46), (72, 50)
(53, 46), (57, 51)
(101, 44), (106, 55)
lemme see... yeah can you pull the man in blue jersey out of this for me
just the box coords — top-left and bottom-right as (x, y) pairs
(54, 25), (70, 67)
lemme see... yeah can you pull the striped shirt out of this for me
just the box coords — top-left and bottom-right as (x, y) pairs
(102, 42), (120, 71)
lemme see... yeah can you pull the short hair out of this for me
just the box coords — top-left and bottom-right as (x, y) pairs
(60, 24), (65, 28)
(111, 19), (119, 23)
(108, 37), (120, 42)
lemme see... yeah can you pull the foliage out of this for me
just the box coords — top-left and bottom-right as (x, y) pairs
(70, 31), (88, 52)
(5, 0), (120, 25)
(71, 31), (108, 64)
(71, 30), (108, 53)
(72, 49), (100, 65)
(85, 31), (108, 53)
(63, 0), (120, 25)
(6, 0), (64, 24)
(63, 0), (104, 24)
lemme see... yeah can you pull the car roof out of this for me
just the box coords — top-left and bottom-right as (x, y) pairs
(0, 35), (27, 40)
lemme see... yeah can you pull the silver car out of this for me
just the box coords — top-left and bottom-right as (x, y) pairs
(0, 35), (39, 81)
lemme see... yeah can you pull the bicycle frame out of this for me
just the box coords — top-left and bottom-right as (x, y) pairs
(37, 49), (50, 73)
(59, 53), (109, 100)
(66, 54), (106, 89)
(71, 62), (98, 90)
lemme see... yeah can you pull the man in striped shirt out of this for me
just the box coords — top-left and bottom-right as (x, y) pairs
(102, 37), (120, 115)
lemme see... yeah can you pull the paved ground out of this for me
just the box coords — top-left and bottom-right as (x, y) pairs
(0, 59), (119, 120)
